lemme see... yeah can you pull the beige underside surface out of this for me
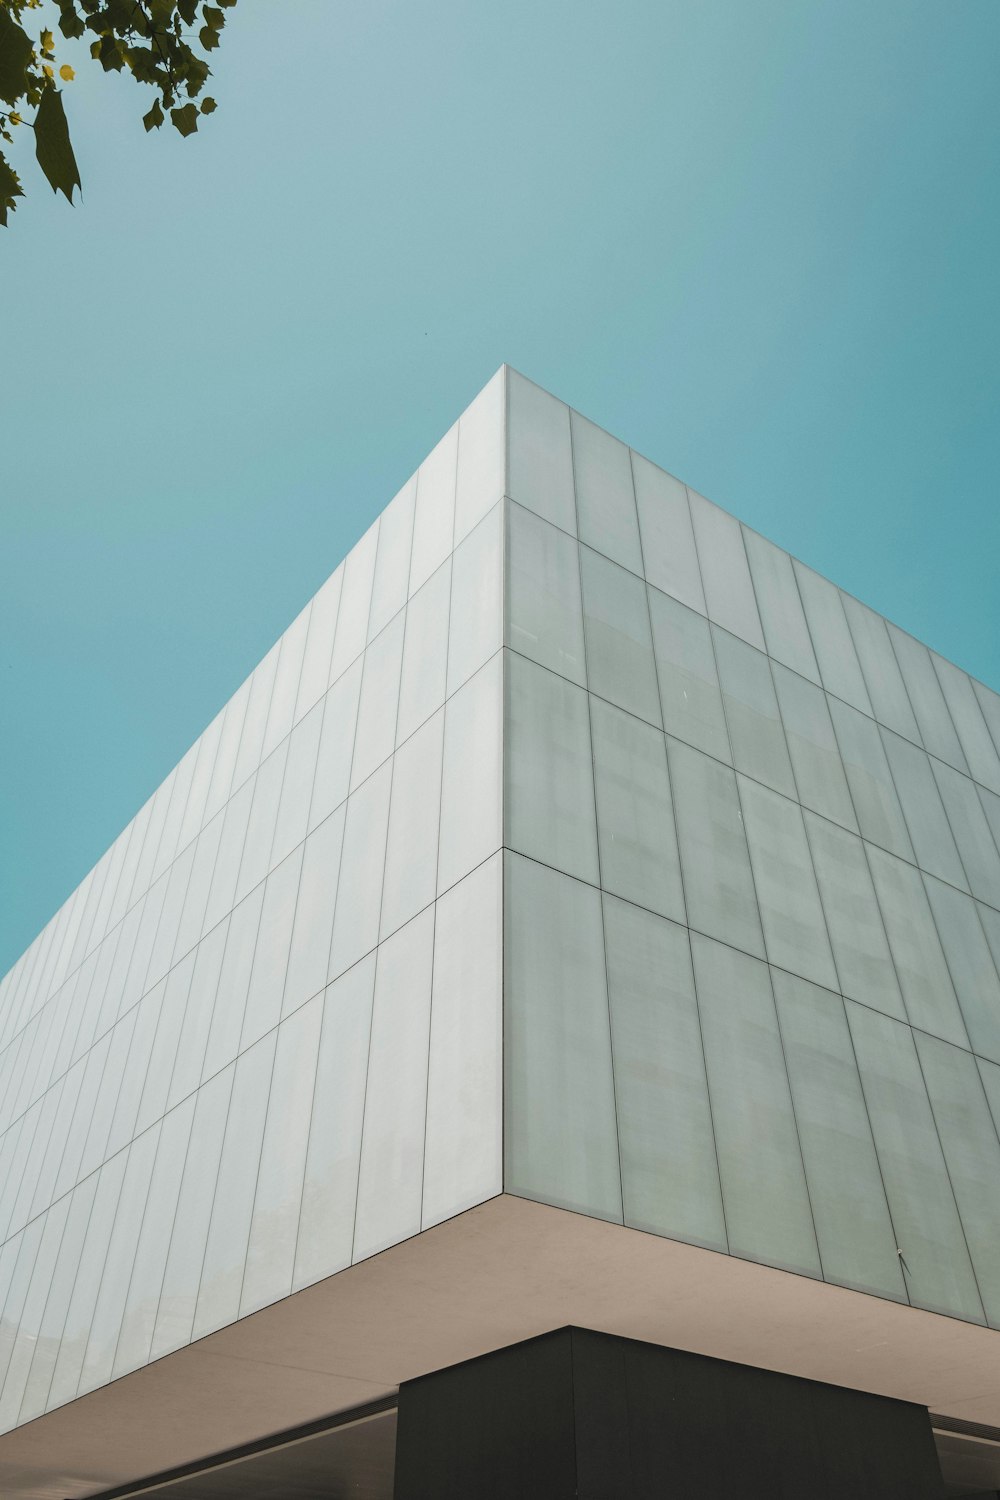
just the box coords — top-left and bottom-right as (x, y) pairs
(2, 1193), (999, 1499)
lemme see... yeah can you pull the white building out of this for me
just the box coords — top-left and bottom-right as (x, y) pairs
(1, 369), (999, 1496)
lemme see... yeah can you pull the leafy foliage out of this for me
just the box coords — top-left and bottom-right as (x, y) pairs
(0, 0), (235, 224)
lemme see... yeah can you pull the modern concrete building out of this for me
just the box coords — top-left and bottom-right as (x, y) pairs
(2, 368), (1000, 1496)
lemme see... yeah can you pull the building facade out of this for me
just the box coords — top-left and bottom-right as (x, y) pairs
(1, 368), (999, 1495)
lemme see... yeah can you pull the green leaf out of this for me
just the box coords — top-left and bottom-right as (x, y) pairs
(96, 34), (125, 71)
(143, 97), (164, 131)
(199, 24), (220, 50)
(182, 55), (209, 94)
(170, 101), (198, 136)
(0, 149), (24, 226)
(177, 0), (199, 24)
(0, 9), (34, 107)
(127, 46), (161, 84)
(104, 0), (142, 32)
(217, 0), (237, 8)
(34, 87), (81, 203)
(56, 1), (87, 40)
(203, 6), (225, 27)
(199, 94), (216, 114)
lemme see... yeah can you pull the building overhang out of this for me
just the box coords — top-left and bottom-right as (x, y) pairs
(2, 1192), (1000, 1498)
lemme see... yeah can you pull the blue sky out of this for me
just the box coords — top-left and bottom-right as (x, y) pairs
(2, 0), (999, 975)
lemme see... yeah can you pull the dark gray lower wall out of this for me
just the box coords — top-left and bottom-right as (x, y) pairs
(394, 1327), (944, 1499)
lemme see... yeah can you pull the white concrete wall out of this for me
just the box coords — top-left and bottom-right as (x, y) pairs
(0, 370), (506, 1432)
(502, 368), (1000, 1331)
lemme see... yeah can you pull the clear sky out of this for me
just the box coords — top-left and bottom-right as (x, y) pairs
(2, 0), (999, 976)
